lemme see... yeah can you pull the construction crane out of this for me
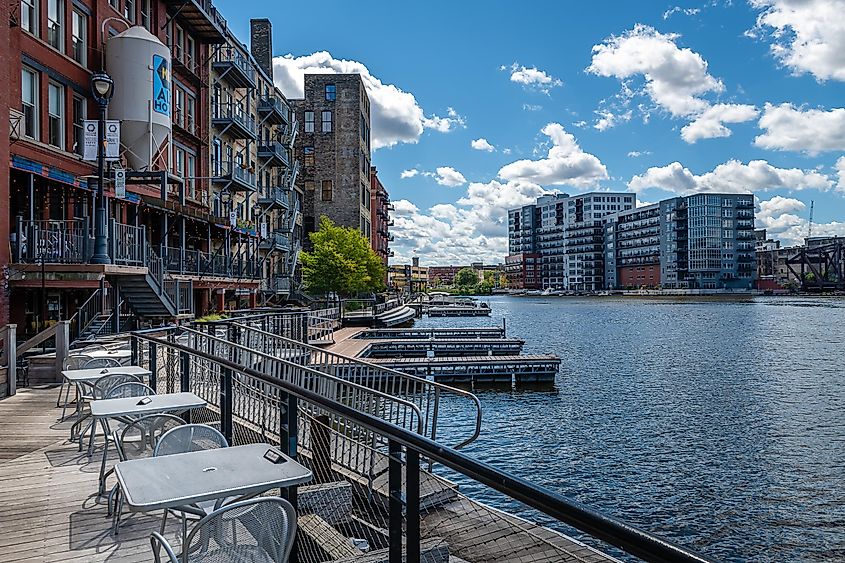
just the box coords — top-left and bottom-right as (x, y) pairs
(808, 200), (814, 239)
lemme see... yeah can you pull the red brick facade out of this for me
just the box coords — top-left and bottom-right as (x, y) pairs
(618, 265), (661, 288)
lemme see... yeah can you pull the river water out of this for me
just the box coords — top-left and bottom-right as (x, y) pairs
(413, 296), (845, 562)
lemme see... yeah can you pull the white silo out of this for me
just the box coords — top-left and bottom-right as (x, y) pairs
(105, 26), (171, 172)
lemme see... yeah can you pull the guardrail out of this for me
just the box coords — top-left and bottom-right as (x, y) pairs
(130, 327), (715, 563)
(15, 219), (91, 263)
(226, 320), (481, 450)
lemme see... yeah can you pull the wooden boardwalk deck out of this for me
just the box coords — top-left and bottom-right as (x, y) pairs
(0, 388), (186, 563)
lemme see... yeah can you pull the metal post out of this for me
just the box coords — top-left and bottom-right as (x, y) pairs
(90, 102), (111, 264)
(279, 389), (298, 563)
(130, 335), (138, 366)
(5, 325), (17, 397)
(149, 341), (157, 391)
(388, 439), (403, 563)
(220, 366), (233, 444)
(406, 448), (420, 563)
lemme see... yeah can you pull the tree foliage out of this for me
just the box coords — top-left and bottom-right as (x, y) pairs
(300, 216), (386, 296)
(454, 268), (479, 288)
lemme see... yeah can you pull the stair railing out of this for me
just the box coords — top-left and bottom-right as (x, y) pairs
(68, 288), (103, 343)
(146, 244), (186, 316)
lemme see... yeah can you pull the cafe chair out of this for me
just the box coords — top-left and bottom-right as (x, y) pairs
(74, 372), (141, 455)
(81, 357), (123, 369)
(150, 497), (297, 563)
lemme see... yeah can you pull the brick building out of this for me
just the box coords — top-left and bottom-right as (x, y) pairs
(290, 74), (372, 244)
(4, 0), (300, 338)
(369, 166), (392, 267)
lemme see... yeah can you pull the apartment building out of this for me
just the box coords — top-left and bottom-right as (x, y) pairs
(3, 0), (300, 336)
(388, 258), (428, 293)
(290, 74), (373, 244)
(370, 166), (392, 267)
(509, 192), (756, 290)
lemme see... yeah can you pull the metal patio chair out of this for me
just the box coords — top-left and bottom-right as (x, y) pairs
(153, 424), (230, 539)
(57, 353), (94, 418)
(109, 413), (185, 534)
(81, 357), (123, 369)
(74, 372), (141, 454)
(150, 497), (297, 563)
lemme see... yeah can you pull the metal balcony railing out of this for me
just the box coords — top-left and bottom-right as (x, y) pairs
(257, 140), (290, 167)
(212, 161), (257, 191)
(257, 96), (290, 124)
(212, 47), (256, 88)
(212, 102), (257, 139)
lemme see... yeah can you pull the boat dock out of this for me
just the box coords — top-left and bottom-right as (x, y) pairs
(367, 355), (560, 385)
(361, 338), (525, 358)
(426, 304), (491, 317)
(356, 327), (507, 340)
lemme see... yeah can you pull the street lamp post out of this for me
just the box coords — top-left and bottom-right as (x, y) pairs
(89, 72), (114, 265)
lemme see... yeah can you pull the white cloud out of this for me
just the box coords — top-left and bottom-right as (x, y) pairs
(273, 51), (462, 149)
(434, 166), (467, 187)
(587, 24), (724, 118)
(754, 103), (845, 154)
(400, 169), (419, 179)
(594, 109), (633, 131)
(750, 0), (845, 82)
(836, 156), (845, 191)
(755, 195), (845, 246)
(391, 199), (420, 216)
(471, 138), (496, 152)
(422, 107), (467, 133)
(680, 103), (760, 143)
(503, 63), (563, 94)
(497, 123), (609, 186)
(502, 148), (513, 155)
(663, 6), (701, 19)
(389, 180), (546, 264)
(522, 104), (543, 111)
(628, 159), (833, 194)
(628, 150), (651, 157)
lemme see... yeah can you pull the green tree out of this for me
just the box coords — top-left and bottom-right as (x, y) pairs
(455, 268), (479, 288)
(300, 216), (386, 296)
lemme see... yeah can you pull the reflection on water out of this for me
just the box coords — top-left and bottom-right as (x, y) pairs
(416, 296), (845, 562)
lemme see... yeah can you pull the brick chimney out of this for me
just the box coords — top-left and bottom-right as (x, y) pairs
(250, 18), (273, 80)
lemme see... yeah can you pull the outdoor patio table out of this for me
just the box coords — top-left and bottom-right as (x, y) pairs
(91, 392), (207, 495)
(114, 443), (312, 512)
(61, 366), (154, 439)
(82, 349), (133, 363)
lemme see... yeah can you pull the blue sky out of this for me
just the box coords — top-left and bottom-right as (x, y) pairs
(219, 0), (845, 264)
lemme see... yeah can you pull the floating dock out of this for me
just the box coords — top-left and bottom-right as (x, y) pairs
(366, 354), (560, 385)
(360, 338), (525, 358)
(427, 304), (491, 317)
(356, 327), (507, 340)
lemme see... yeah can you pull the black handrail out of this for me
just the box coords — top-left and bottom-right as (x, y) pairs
(133, 329), (716, 563)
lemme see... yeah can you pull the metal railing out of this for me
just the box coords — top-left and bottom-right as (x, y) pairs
(15, 219), (91, 263)
(212, 102), (258, 137)
(130, 328), (715, 563)
(159, 246), (260, 279)
(226, 320), (481, 450)
(257, 95), (290, 122)
(109, 220), (146, 265)
(147, 244), (192, 316)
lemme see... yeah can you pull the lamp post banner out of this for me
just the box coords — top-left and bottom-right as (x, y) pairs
(83, 120), (98, 161)
(106, 120), (120, 160)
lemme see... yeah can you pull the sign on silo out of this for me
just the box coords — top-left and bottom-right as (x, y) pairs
(152, 54), (170, 116)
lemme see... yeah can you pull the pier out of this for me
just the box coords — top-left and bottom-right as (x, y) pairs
(368, 354), (561, 385)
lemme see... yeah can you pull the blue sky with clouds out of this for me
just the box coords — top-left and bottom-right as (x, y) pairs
(219, 0), (845, 264)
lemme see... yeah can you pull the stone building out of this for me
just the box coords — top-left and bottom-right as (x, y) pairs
(290, 74), (372, 244)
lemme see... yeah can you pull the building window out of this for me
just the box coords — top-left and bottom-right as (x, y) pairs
(124, 0), (135, 22)
(47, 0), (63, 52)
(109, 0), (118, 10)
(325, 84), (336, 101)
(321, 110), (332, 133)
(71, 10), (86, 64)
(173, 87), (184, 128)
(140, 0), (150, 29)
(321, 180), (332, 201)
(21, 0), (37, 35)
(303, 146), (314, 167)
(186, 153), (196, 199)
(304, 180), (315, 192)
(47, 82), (64, 149)
(304, 111), (314, 133)
(72, 95), (85, 155)
(185, 94), (195, 134)
(21, 68), (38, 139)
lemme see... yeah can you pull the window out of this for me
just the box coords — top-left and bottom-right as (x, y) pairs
(109, 0), (117, 10)
(21, 68), (38, 139)
(48, 82), (64, 149)
(185, 94), (195, 134)
(186, 153), (196, 199)
(21, 0), (37, 34)
(140, 0), (150, 29)
(321, 180), (332, 201)
(325, 84), (336, 101)
(173, 87), (184, 128)
(321, 110), (332, 132)
(304, 181), (315, 192)
(47, 0), (63, 52)
(304, 111), (314, 133)
(124, 0), (134, 22)
(72, 95), (85, 155)
(71, 10), (86, 64)
(303, 146), (314, 167)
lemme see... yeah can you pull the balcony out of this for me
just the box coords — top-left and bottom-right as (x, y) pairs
(256, 186), (290, 210)
(212, 161), (257, 192)
(257, 96), (289, 125)
(257, 140), (290, 167)
(259, 231), (290, 253)
(161, 0), (226, 43)
(160, 247), (260, 279)
(212, 103), (257, 140)
(262, 275), (291, 295)
(212, 48), (256, 89)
